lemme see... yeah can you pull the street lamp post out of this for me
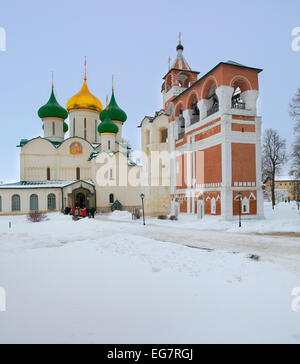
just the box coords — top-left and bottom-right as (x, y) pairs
(238, 192), (242, 228)
(140, 193), (145, 226)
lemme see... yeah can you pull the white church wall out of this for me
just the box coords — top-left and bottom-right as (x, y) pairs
(0, 188), (61, 215)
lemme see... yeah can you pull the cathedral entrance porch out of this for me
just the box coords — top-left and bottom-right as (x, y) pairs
(69, 187), (95, 209)
(62, 181), (95, 211)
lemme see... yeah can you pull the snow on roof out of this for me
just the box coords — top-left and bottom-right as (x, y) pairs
(226, 60), (247, 67)
(276, 176), (294, 182)
(0, 180), (95, 189)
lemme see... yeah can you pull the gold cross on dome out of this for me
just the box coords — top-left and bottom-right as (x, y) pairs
(179, 32), (182, 45)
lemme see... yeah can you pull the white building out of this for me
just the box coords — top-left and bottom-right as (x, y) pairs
(0, 71), (142, 215)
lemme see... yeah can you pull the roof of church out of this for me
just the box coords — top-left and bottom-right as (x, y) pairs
(138, 110), (167, 128)
(38, 88), (68, 120)
(0, 180), (95, 189)
(66, 78), (103, 113)
(100, 90), (127, 123)
(172, 61), (263, 103)
(98, 112), (119, 134)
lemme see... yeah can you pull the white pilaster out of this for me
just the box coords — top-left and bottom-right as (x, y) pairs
(242, 90), (259, 115)
(216, 86), (234, 114)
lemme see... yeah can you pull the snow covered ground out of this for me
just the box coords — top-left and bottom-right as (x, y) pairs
(111, 201), (300, 234)
(0, 203), (300, 344)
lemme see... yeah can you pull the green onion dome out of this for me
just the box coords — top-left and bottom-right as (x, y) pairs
(98, 112), (119, 134)
(100, 90), (127, 123)
(38, 88), (68, 120)
(63, 122), (69, 133)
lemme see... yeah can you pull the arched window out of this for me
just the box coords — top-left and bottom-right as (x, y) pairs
(48, 194), (56, 211)
(211, 197), (216, 215)
(178, 73), (190, 88)
(160, 128), (168, 143)
(166, 75), (172, 92)
(12, 195), (21, 212)
(30, 194), (39, 211)
(190, 97), (200, 124)
(109, 194), (114, 204)
(206, 83), (219, 117)
(232, 87), (245, 110)
(178, 107), (185, 139)
(76, 168), (81, 180)
(242, 197), (250, 214)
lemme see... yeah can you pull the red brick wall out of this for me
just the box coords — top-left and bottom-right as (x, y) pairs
(204, 192), (221, 215)
(232, 123), (256, 133)
(180, 199), (187, 213)
(233, 191), (257, 216)
(176, 154), (188, 190)
(232, 143), (256, 186)
(204, 144), (222, 184)
(195, 125), (221, 142)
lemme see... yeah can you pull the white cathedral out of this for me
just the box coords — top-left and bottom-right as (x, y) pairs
(0, 66), (150, 215)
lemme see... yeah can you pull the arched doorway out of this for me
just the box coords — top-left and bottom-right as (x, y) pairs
(75, 193), (86, 208)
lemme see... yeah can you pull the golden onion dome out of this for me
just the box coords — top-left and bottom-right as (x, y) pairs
(66, 76), (103, 113)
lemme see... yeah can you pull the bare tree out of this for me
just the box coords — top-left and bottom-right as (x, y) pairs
(292, 180), (300, 209)
(262, 129), (287, 209)
(290, 89), (300, 178)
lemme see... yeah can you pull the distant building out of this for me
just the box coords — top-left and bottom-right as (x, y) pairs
(264, 176), (300, 202)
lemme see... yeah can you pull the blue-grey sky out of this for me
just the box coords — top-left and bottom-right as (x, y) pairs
(0, 0), (299, 181)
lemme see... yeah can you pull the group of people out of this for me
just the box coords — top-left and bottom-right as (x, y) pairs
(65, 206), (96, 219)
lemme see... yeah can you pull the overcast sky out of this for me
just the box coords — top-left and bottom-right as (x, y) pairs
(0, 0), (300, 181)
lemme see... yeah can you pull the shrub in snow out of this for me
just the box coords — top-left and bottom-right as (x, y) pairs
(248, 254), (260, 261)
(158, 215), (168, 220)
(27, 212), (47, 223)
(169, 215), (178, 221)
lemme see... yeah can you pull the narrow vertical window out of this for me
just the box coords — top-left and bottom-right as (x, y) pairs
(108, 140), (111, 150)
(73, 118), (76, 136)
(76, 167), (81, 180)
(0, 196), (2, 212)
(84, 118), (87, 140)
(95, 120), (97, 142)
(30, 194), (39, 211)
(110, 169), (113, 180)
(47, 168), (51, 181)
(109, 194), (114, 204)
(52, 122), (55, 136)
